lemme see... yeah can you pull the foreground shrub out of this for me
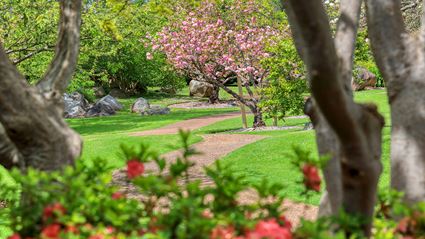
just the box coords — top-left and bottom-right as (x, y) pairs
(2, 131), (425, 238)
(1, 131), (291, 239)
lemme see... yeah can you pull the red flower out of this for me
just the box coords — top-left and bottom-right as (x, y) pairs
(279, 215), (292, 231)
(210, 225), (236, 239)
(302, 164), (321, 192)
(246, 219), (292, 239)
(41, 224), (61, 239)
(65, 225), (79, 234)
(127, 159), (145, 179)
(43, 203), (66, 221)
(111, 192), (124, 200)
(7, 233), (21, 239)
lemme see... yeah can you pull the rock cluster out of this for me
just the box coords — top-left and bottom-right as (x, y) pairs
(64, 93), (123, 118)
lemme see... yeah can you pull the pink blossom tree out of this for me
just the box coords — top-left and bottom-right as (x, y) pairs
(147, 0), (286, 127)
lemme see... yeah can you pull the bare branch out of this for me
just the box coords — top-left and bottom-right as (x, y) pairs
(12, 46), (54, 65)
(36, 0), (82, 94)
(335, 0), (362, 95)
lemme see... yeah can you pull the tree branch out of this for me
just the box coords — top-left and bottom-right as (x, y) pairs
(36, 0), (82, 94)
(12, 46), (54, 65)
(366, 0), (409, 98)
(335, 0), (362, 95)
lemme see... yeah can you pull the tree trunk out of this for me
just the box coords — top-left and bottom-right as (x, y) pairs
(285, 0), (385, 235)
(0, 0), (83, 171)
(366, 0), (425, 204)
(209, 85), (220, 104)
(249, 104), (266, 128)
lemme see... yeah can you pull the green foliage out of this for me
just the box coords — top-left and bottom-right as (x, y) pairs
(1, 131), (291, 238)
(260, 39), (306, 122)
(0, 0), (186, 98)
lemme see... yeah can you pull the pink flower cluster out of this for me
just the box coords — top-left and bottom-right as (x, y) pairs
(147, 0), (284, 85)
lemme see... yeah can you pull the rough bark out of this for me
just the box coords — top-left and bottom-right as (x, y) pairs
(0, 123), (23, 169)
(366, 0), (425, 204)
(217, 82), (265, 128)
(249, 104), (266, 128)
(0, 0), (83, 171)
(208, 85), (220, 104)
(284, 0), (384, 235)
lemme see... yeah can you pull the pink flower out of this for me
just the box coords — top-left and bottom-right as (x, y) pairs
(127, 159), (145, 179)
(146, 52), (153, 60)
(246, 219), (292, 239)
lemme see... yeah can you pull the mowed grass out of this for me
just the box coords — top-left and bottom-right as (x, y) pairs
(69, 107), (238, 167)
(197, 89), (391, 205)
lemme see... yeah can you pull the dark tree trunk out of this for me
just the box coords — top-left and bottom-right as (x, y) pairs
(209, 85), (220, 104)
(0, 0), (83, 171)
(249, 104), (266, 128)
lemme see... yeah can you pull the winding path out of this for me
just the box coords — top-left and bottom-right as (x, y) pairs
(115, 112), (317, 225)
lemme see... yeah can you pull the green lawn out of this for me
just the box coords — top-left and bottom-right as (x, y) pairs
(198, 89), (392, 205)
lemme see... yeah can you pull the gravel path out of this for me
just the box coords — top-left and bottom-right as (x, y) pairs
(116, 112), (318, 225)
(130, 112), (241, 136)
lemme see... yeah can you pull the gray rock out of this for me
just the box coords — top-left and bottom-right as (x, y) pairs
(131, 97), (150, 113)
(85, 103), (115, 117)
(93, 86), (106, 98)
(141, 105), (170, 116)
(351, 67), (377, 91)
(109, 88), (128, 98)
(63, 92), (89, 118)
(303, 122), (314, 130)
(98, 95), (123, 111)
(85, 95), (123, 117)
(189, 80), (214, 97)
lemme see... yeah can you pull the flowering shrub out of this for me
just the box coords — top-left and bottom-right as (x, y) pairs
(1, 131), (295, 239)
(2, 131), (424, 238)
(146, 0), (289, 126)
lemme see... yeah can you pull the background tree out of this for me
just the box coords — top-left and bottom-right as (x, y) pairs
(283, 0), (385, 236)
(0, 0), (83, 170)
(259, 39), (306, 125)
(149, 0), (287, 127)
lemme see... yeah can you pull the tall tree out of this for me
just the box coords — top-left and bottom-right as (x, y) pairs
(283, 0), (385, 236)
(0, 0), (83, 171)
(366, 0), (425, 205)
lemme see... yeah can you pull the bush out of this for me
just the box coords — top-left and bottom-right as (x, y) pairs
(1, 132), (423, 239)
(260, 39), (307, 122)
(1, 131), (293, 239)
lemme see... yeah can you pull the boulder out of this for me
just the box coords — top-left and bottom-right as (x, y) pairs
(93, 86), (106, 98)
(85, 95), (123, 117)
(131, 97), (150, 113)
(303, 122), (314, 130)
(109, 88), (128, 98)
(189, 80), (214, 98)
(85, 103), (115, 117)
(63, 92), (89, 118)
(141, 105), (170, 116)
(351, 67), (377, 91)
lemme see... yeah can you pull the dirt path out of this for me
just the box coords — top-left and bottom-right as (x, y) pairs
(130, 112), (241, 136)
(116, 112), (318, 225)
